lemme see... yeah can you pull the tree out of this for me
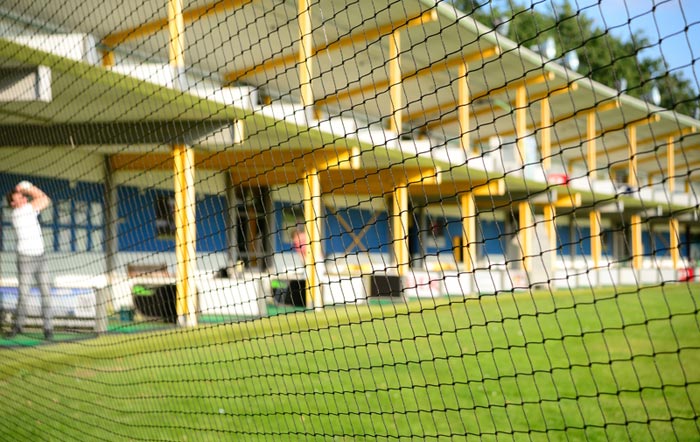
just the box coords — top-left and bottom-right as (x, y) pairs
(448, 0), (697, 116)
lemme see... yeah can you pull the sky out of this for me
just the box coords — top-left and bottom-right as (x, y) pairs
(577, 0), (699, 90)
(490, 0), (699, 92)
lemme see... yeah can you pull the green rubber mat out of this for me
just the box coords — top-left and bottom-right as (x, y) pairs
(0, 331), (94, 347)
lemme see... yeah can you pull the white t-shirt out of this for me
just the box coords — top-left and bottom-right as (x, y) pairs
(12, 203), (45, 256)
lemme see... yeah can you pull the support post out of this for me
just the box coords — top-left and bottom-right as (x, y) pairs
(544, 204), (557, 271)
(298, 0), (314, 114)
(667, 136), (675, 193)
(590, 210), (601, 269)
(225, 173), (240, 268)
(389, 29), (402, 135)
(631, 214), (643, 270)
(460, 192), (476, 272)
(628, 124), (637, 188)
(303, 169), (323, 308)
(670, 218), (680, 270)
(587, 112), (597, 180)
(515, 85), (527, 164)
(519, 201), (533, 272)
(101, 155), (118, 333)
(540, 97), (551, 171)
(169, 0), (197, 327)
(173, 144), (197, 326)
(458, 63), (471, 156)
(393, 185), (410, 276)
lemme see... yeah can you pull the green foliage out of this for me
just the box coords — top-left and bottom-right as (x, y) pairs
(449, 0), (697, 116)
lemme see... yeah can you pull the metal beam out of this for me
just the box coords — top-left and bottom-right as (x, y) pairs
(631, 214), (643, 270)
(393, 184), (410, 276)
(330, 45), (499, 115)
(388, 28), (402, 134)
(417, 72), (554, 130)
(226, 10), (437, 84)
(461, 192), (476, 272)
(0, 120), (232, 146)
(303, 168), (324, 308)
(102, 0), (253, 48)
(298, 0), (313, 112)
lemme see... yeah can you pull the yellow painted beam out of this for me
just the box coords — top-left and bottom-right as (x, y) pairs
(631, 214), (643, 270)
(670, 218), (680, 270)
(303, 169), (323, 308)
(405, 167), (441, 186)
(460, 192), (476, 272)
(571, 114), (667, 171)
(667, 136), (675, 193)
(543, 204), (557, 271)
(173, 144), (197, 326)
(413, 71), (553, 128)
(590, 210), (601, 269)
(101, 51), (115, 67)
(628, 124), (637, 188)
(472, 179), (506, 197)
(519, 201), (533, 272)
(169, 0), (197, 327)
(393, 185), (410, 276)
(103, 0), (253, 48)
(458, 62), (471, 155)
(226, 10), (436, 84)
(594, 121), (686, 158)
(540, 97), (551, 171)
(587, 112), (597, 179)
(515, 85), (527, 165)
(430, 81), (576, 132)
(554, 192), (582, 208)
(298, 0), (313, 110)
(389, 29), (402, 134)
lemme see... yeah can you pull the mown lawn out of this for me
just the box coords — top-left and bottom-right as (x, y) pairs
(0, 283), (698, 441)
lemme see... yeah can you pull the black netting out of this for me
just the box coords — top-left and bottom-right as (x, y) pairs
(0, 0), (698, 440)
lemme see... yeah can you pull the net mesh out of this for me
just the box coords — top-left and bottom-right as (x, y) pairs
(0, 0), (699, 440)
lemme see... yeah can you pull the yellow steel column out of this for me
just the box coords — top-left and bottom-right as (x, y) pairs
(587, 112), (601, 268)
(169, 0), (196, 327)
(667, 136), (675, 193)
(631, 214), (643, 270)
(173, 145), (197, 326)
(393, 185), (409, 276)
(540, 97), (551, 171)
(458, 63), (471, 156)
(298, 0), (313, 110)
(303, 169), (323, 308)
(668, 136), (679, 270)
(460, 192), (476, 272)
(589, 210), (601, 269)
(587, 113), (597, 180)
(628, 124), (638, 188)
(515, 85), (527, 164)
(670, 218), (680, 270)
(515, 85), (532, 273)
(389, 30), (402, 134)
(544, 204), (556, 270)
(519, 202), (533, 272)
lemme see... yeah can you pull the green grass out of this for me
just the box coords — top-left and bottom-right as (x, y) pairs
(0, 283), (699, 441)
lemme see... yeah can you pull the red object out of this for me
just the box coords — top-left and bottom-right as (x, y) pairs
(679, 267), (694, 282)
(547, 173), (569, 185)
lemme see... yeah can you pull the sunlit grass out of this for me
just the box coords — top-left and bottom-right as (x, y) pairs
(0, 283), (698, 441)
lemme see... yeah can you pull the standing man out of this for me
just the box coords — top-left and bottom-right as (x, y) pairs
(6, 180), (53, 340)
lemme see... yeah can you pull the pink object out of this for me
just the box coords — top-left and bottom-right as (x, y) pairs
(679, 267), (694, 282)
(547, 173), (569, 185)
